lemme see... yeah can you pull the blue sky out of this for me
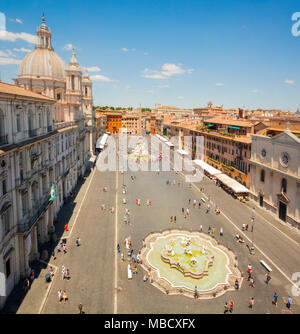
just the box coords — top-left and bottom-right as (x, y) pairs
(0, 0), (300, 110)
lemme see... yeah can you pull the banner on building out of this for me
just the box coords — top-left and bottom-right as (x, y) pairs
(49, 185), (56, 201)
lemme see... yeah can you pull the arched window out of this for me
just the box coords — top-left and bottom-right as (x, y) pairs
(260, 169), (265, 183)
(281, 178), (287, 193)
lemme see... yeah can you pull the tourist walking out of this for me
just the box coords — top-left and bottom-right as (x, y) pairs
(78, 302), (85, 314)
(220, 227), (223, 236)
(62, 265), (66, 280)
(198, 202), (201, 209)
(193, 200), (196, 208)
(208, 226), (212, 235)
(273, 292), (278, 307)
(206, 204), (210, 213)
(199, 225), (203, 232)
(58, 289), (62, 303)
(62, 290), (68, 303)
(249, 297), (255, 309)
(174, 216), (176, 223)
(194, 286), (199, 299)
(287, 296), (293, 309)
(265, 273), (271, 284)
(64, 224), (68, 232)
(224, 302), (229, 314)
(229, 300), (234, 313)
(117, 244), (120, 253)
(76, 237), (80, 247)
(186, 208), (190, 216)
(249, 278), (255, 288)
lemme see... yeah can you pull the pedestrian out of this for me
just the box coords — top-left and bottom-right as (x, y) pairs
(62, 290), (68, 304)
(273, 292), (278, 307)
(76, 237), (80, 247)
(287, 296), (292, 309)
(149, 200), (152, 207)
(52, 250), (56, 260)
(199, 225), (203, 232)
(224, 302), (229, 314)
(57, 244), (61, 253)
(229, 300), (234, 313)
(220, 227), (223, 236)
(62, 265), (65, 280)
(170, 216), (173, 223)
(63, 244), (67, 254)
(193, 200), (196, 208)
(198, 202), (201, 209)
(247, 264), (252, 274)
(182, 208), (184, 214)
(78, 302), (85, 314)
(30, 270), (35, 284)
(64, 224), (68, 232)
(24, 278), (30, 292)
(248, 272), (252, 281)
(174, 216), (176, 223)
(117, 244), (120, 253)
(234, 279), (239, 290)
(208, 226), (212, 234)
(194, 286), (198, 299)
(245, 224), (249, 231)
(249, 278), (255, 288)
(212, 227), (215, 236)
(186, 208), (190, 216)
(49, 266), (54, 277)
(206, 204), (210, 213)
(189, 199), (191, 205)
(58, 289), (62, 303)
(249, 297), (254, 309)
(265, 273), (271, 284)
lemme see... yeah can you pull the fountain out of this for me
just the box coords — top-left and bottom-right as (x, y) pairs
(139, 230), (242, 299)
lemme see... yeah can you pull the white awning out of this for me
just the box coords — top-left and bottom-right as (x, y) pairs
(164, 141), (174, 147)
(96, 133), (108, 149)
(216, 173), (249, 193)
(177, 149), (188, 156)
(193, 160), (222, 176)
(156, 134), (168, 142)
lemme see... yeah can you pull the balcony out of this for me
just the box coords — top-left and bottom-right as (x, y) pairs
(29, 129), (37, 137)
(17, 194), (51, 234)
(0, 135), (8, 146)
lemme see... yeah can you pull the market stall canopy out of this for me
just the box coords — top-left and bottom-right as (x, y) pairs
(177, 149), (189, 156)
(156, 134), (168, 142)
(164, 141), (174, 147)
(96, 133), (108, 149)
(193, 160), (222, 176)
(216, 173), (249, 193)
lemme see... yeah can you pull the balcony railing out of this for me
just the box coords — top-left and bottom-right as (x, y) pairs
(17, 194), (51, 234)
(0, 135), (8, 146)
(53, 121), (76, 130)
(29, 129), (37, 137)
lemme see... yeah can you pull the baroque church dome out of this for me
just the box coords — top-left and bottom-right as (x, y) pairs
(18, 17), (65, 81)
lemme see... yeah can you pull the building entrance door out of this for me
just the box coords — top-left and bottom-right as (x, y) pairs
(259, 195), (264, 207)
(279, 201), (287, 222)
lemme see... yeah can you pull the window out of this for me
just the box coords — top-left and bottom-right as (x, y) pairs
(71, 75), (75, 91)
(5, 258), (11, 278)
(281, 178), (287, 193)
(20, 169), (24, 182)
(57, 93), (61, 100)
(2, 179), (7, 195)
(16, 114), (21, 132)
(38, 114), (42, 128)
(3, 211), (9, 235)
(260, 169), (265, 183)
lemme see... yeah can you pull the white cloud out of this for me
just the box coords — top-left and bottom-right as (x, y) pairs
(121, 48), (129, 52)
(5, 49), (16, 57)
(0, 51), (8, 57)
(63, 43), (75, 51)
(13, 47), (31, 53)
(16, 19), (23, 24)
(156, 84), (169, 88)
(177, 96), (184, 99)
(285, 79), (295, 85)
(216, 82), (224, 86)
(90, 74), (118, 82)
(144, 74), (166, 80)
(0, 31), (37, 44)
(250, 89), (259, 93)
(0, 57), (22, 65)
(85, 66), (101, 72)
(143, 63), (194, 80)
